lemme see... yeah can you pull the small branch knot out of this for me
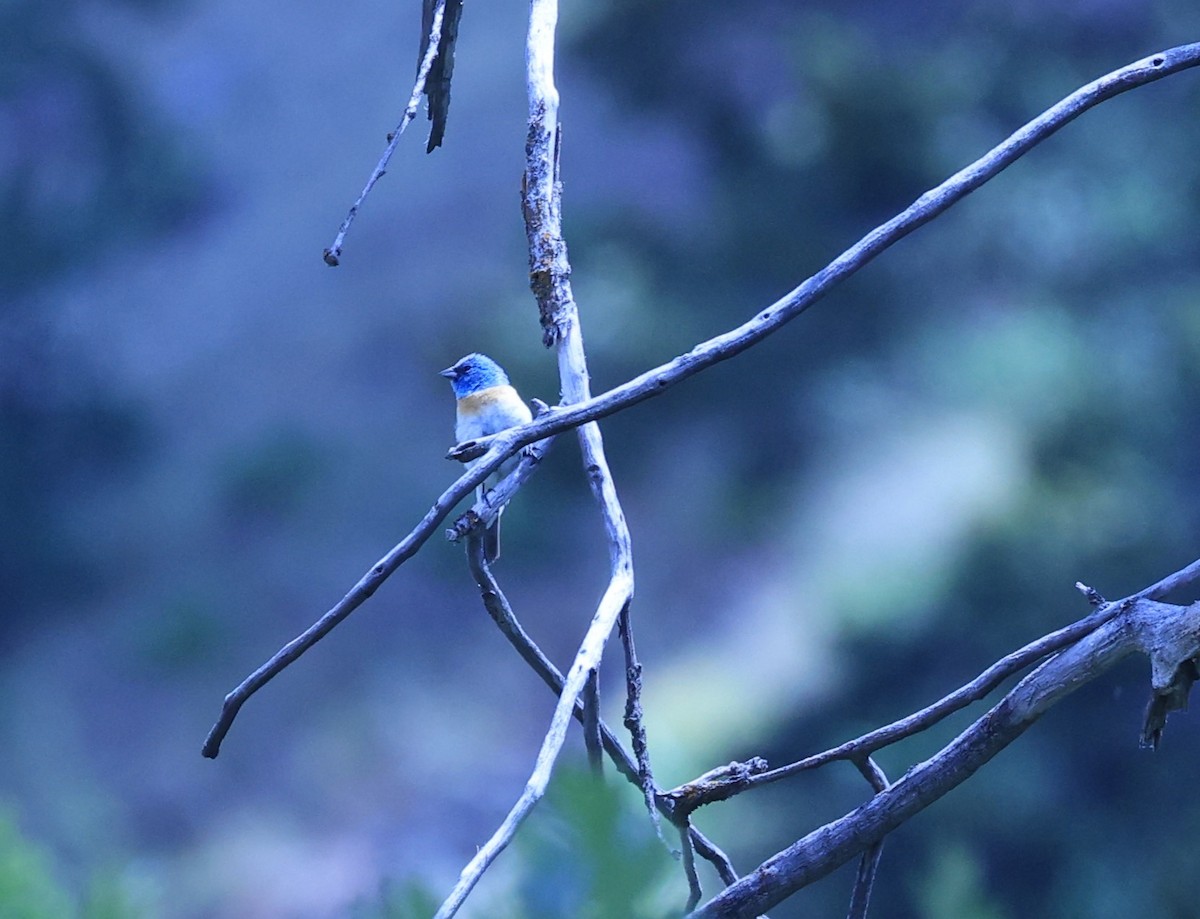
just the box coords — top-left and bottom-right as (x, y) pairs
(1075, 582), (1107, 606)
(444, 509), (484, 543)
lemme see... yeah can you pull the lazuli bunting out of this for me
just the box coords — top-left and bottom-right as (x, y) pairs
(441, 353), (533, 560)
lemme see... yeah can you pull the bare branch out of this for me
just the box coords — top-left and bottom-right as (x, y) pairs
(679, 821), (703, 913)
(846, 758), (890, 919)
(201, 431), (516, 759)
(582, 669), (603, 776)
(521, 0), (659, 865)
(1075, 581), (1107, 606)
(461, 534), (741, 899)
(621, 606), (665, 842)
(418, 0), (464, 152)
(665, 760), (771, 818)
(744, 554), (1200, 785)
(323, 0), (449, 266)
(688, 562), (1200, 918)
(747, 596), (1125, 784)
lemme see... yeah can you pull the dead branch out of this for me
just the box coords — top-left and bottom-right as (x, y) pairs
(687, 561), (1200, 918)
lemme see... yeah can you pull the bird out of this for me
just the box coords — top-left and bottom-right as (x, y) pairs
(441, 353), (533, 561)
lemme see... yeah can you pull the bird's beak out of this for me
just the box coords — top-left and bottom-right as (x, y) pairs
(439, 366), (457, 379)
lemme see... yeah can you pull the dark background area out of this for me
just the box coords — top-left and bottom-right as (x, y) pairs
(3, 0), (1200, 916)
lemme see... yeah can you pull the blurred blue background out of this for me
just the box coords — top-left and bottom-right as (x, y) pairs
(4, 0), (1200, 916)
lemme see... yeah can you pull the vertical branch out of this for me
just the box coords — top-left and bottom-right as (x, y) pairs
(523, 0), (642, 774)
(523, 0), (642, 790)
(621, 606), (664, 839)
(524, 0), (663, 840)
(523, 3), (569, 350)
(419, 0), (465, 152)
(431, 2), (641, 915)
(846, 758), (891, 919)
(678, 821), (704, 912)
(583, 669), (604, 775)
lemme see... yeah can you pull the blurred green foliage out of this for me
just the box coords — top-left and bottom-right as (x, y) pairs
(362, 769), (674, 919)
(511, 769), (673, 919)
(0, 810), (143, 919)
(916, 842), (1009, 919)
(350, 879), (440, 919)
(0, 811), (75, 919)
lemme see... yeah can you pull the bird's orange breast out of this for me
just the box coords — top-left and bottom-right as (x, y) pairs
(458, 386), (517, 416)
(456, 385), (530, 443)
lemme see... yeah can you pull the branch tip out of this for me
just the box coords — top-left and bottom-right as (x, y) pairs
(1075, 582), (1106, 606)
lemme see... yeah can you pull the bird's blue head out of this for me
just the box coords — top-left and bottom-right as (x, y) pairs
(440, 353), (510, 398)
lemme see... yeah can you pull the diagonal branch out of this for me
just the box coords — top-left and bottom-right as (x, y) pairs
(748, 556), (1200, 785)
(434, 43), (1200, 465)
(687, 560), (1200, 918)
(748, 598), (1125, 784)
(201, 430), (520, 759)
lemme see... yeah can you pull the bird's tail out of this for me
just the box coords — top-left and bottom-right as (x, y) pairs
(484, 514), (501, 562)
(476, 482), (502, 562)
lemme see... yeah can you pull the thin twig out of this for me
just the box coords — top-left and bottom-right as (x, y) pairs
(746, 553), (1200, 786)
(745, 597), (1125, 785)
(846, 758), (890, 919)
(679, 821), (703, 912)
(582, 669), (603, 776)
(1138, 556), (1200, 600)
(1075, 581), (1107, 606)
(323, 0), (448, 266)
(621, 606), (665, 842)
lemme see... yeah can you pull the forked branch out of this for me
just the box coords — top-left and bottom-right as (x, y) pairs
(687, 560), (1200, 918)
